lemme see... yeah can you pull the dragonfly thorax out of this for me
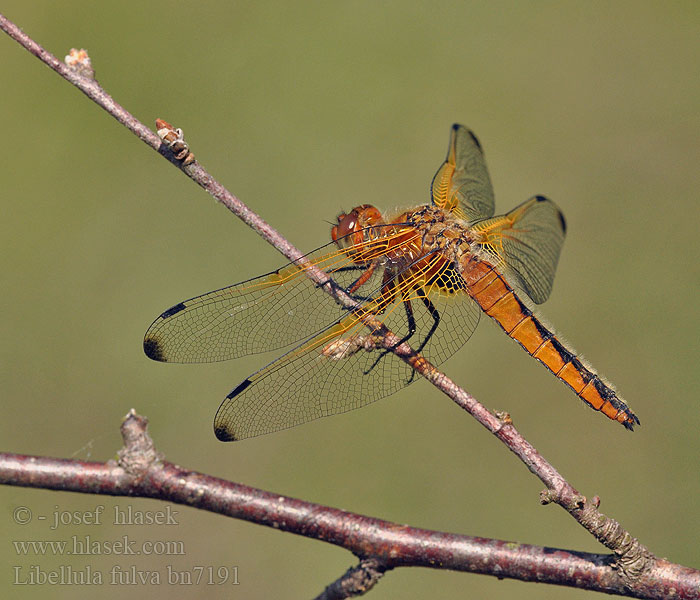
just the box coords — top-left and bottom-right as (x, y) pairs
(397, 205), (477, 264)
(332, 203), (478, 273)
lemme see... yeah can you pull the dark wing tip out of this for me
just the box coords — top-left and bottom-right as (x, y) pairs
(557, 210), (567, 234)
(450, 124), (482, 151)
(467, 129), (482, 150)
(143, 301), (187, 362)
(213, 379), (253, 441)
(534, 195), (567, 235)
(143, 336), (166, 361)
(160, 302), (187, 319)
(214, 425), (236, 441)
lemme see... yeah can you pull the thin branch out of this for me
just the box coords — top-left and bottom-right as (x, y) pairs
(0, 12), (691, 597)
(3, 411), (699, 598)
(315, 559), (386, 600)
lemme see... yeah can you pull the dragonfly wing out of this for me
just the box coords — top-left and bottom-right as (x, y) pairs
(214, 315), (396, 440)
(474, 195), (567, 304)
(214, 255), (482, 441)
(431, 124), (495, 222)
(143, 240), (379, 364)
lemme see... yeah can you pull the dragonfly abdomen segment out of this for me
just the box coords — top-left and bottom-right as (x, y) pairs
(462, 257), (639, 430)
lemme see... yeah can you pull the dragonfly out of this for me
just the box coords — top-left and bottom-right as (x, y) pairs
(144, 124), (639, 441)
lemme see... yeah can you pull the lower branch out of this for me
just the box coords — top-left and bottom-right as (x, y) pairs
(1, 411), (698, 598)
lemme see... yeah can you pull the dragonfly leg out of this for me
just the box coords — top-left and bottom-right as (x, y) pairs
(401, 288), (442, 383)
(347, 261), (378, 294)
(364, 283), (442, 381)
(414, 288), (440, 354)
(325, 265), (376, 303)
(362, 284), (418, 376)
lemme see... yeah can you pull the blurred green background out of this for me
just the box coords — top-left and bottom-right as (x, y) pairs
(1, 2), (698, 598)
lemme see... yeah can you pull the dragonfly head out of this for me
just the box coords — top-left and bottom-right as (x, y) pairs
(331, 204), (384, 250)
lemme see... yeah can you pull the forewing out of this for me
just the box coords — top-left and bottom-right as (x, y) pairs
(143, 237), (392, 364)
(431, 124), (495, 222)
(214, 253), (482, 441)
(473, 195), (567, 304)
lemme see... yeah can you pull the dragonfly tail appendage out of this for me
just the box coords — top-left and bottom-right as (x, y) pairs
(462, 257), (639, 430)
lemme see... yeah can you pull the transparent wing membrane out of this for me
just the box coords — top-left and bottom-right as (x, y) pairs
(473, 196), (566, 304)
(431, 124), (495, 222)
(214, 259), (481, 440)
(143, 227), (417, 363)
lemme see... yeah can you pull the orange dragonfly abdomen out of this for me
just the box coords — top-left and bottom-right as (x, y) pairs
(461, 255), (638, 430)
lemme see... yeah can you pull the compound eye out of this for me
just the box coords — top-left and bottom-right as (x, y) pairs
(335, 213), (358, 239)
